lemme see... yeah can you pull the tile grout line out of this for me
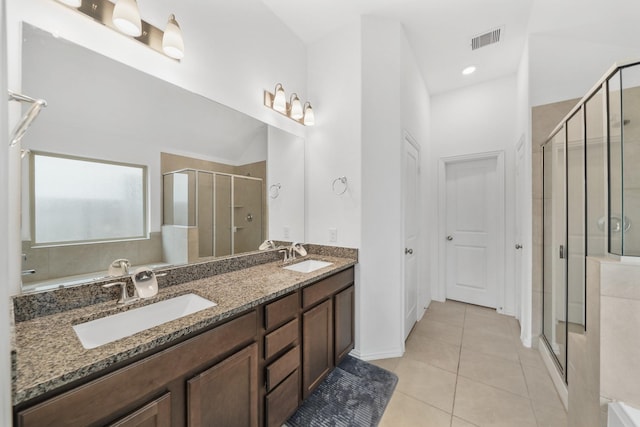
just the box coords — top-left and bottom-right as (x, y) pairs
(450, 304), (466, 426)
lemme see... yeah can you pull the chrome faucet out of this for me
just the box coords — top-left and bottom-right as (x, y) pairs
(107, 259), (131, 277)
(290, 243), (307, 259)
(102, 281), (139, 305)
(280, 243), (307, 264)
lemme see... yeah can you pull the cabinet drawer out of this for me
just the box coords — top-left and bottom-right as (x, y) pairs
(265, 346), (300, 392)
(265, 370), (299, 427)
(108, 393), (171, 427)
(264, 318), (298, 360)
(16, 311), (257, 427)
(264, 292), (298, 331)
(302, 267), (354, 308)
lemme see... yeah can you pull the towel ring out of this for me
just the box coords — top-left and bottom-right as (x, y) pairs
(269, 183), (281, 199)
(332, 176), (348, 195)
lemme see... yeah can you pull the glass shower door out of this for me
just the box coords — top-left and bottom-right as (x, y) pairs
(542, 128), (568, 376)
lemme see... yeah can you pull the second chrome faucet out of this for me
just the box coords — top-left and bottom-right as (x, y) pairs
(279, 243), (307, 264)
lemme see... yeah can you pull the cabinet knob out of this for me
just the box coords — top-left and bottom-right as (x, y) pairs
(405, 248), (413, 255)
(515, 244), (523, 250)
(447, 235), (453, 241)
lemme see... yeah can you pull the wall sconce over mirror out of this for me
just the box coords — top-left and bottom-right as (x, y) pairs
(264, 83), (314, 126)
(53, 0), (185, 60)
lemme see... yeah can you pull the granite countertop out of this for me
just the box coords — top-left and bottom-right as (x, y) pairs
(12, 254), (356, 406)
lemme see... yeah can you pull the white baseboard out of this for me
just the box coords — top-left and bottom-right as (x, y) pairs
(353, 348), (404, 361)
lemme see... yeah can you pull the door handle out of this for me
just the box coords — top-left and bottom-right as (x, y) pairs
(405, 248), (413, 255)
(447, 235), (453, 241)
(515, 244), (523, 249)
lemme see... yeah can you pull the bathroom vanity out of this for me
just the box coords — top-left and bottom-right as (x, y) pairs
(11, 249), (356, 427)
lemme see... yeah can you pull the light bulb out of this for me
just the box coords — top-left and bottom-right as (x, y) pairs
(112, 0), (142, 37)
(303, 102), (314, 126)
(272, 84), (286, 113)
(289, 94), (303, 120)
(163, 14), (185, 59)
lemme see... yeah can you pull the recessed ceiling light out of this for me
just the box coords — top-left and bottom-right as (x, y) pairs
(462, 66), (476, 75)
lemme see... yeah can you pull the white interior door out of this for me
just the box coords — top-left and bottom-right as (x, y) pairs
(445, 157), (499, 308)
(403, 138), (419, 340)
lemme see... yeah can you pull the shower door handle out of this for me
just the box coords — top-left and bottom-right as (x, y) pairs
(559, 245), (565, 259)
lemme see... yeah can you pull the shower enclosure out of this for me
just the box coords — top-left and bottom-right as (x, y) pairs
(541, 61), (640, 381)
(163, 169), (264, 263)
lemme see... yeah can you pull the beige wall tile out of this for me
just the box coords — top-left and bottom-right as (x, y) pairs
(600, 295), (640, 407)
(600, 261), (640, 300)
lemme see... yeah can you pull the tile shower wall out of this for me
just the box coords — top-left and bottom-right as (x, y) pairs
(21, 232), (163, 284)
(531, 99), (579, 339)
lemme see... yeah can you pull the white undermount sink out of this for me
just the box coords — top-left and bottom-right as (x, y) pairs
(72, 293), (216, 349)
(283, 260), (333, 273)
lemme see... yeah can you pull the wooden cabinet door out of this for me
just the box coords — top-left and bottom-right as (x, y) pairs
(109, 393), (171, 427)
(301, 299), (333, 399)
(187, 343), (258, 427)
(334, 285), (355, 364)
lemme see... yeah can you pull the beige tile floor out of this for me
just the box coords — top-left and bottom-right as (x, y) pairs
(371, 300), (568, 427)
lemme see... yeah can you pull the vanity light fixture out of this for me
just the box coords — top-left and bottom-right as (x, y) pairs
(53, 0), (184, 61)
(112, 0), (142, 37)
(162, 14), (185, 60)
(264, 84), (314, 126)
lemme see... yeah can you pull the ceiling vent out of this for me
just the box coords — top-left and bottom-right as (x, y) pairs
(471, 27), (503, 50)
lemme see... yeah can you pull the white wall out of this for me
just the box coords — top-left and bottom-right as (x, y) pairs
(430, 75), (518, 315)
(360, 16), (404, 359)
(267, 127), (305, 242)
(1, 0), (12, 422)
(305, 23), (362, 247)
(400, 29), (432, 316)
(530, 34), (640, 107)
(516, 40), (533, 346)
(306, 16), (430, 359)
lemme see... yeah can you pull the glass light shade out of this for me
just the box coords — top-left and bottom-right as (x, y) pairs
(289, 94), (303, 120)
(272, 84), (287, 113)
(112, 0), (142, 37)
(303, 102), (315, 126)
(163, 14), (185, 59)
(58, 0), (82, 7)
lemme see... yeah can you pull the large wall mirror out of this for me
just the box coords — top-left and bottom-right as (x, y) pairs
(19, 23), (305, 292)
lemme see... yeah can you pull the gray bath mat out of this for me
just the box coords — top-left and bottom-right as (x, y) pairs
(286, 355), (398, 427)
